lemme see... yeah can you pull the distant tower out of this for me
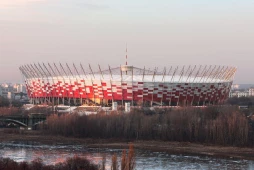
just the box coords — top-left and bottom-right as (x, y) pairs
(125, 43), (128, 65)
(121, 43), (132, 75)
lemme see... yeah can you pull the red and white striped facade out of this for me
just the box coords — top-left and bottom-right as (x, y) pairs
(19, 64), (237, 106)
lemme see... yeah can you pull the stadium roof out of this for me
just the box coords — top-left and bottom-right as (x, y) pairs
(20, 64), (237, 83)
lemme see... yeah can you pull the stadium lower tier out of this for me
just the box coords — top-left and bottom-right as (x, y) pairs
(25, 79), (232, 106)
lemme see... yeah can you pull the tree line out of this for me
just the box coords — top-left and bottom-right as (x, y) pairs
(227, 96), (254, 107)
(42, 106), (253, 146)
(0, 96), (23, 108)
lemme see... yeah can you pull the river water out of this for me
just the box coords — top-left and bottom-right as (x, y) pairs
(0, 141), (253, 170)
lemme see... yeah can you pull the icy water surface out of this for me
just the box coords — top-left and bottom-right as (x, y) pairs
(0, 141), (253, 170)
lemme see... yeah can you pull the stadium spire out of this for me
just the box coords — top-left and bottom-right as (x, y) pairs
(125, 43), (128, 65)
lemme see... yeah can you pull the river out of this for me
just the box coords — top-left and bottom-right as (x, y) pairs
(0, 141), (253, 170)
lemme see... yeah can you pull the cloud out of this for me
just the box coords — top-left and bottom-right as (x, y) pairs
(0, 0), (44, 8)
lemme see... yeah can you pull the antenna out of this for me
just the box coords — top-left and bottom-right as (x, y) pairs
(125, 43), (128, 65)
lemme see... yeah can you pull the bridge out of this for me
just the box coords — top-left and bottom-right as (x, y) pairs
(0, 113), (46, 130)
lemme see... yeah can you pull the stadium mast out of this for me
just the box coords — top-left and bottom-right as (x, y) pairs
(126, 43), (128, 65)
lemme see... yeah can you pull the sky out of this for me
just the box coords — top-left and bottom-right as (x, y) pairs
(0, 0), (254, 83)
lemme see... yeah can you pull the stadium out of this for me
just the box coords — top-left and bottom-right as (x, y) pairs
(19, 63), (236, 107)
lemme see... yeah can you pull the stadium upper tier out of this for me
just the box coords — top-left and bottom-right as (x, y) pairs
(19, 64), (237, 106)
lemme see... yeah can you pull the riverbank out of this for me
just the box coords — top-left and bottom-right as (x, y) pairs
(0, 129), (254, 161)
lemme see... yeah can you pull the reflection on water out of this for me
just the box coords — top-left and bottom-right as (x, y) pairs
(0, 141), (253, 170)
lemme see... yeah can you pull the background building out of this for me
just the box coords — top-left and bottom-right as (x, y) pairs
(20, 64), (237, 106)
(229, 85), (254, 98)
(0, 83), (28, 103)
(229, 90), (249, 98)
(249, 87), (254, 96)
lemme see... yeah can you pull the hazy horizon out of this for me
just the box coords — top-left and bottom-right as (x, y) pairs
(1, 0), (254, 83)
